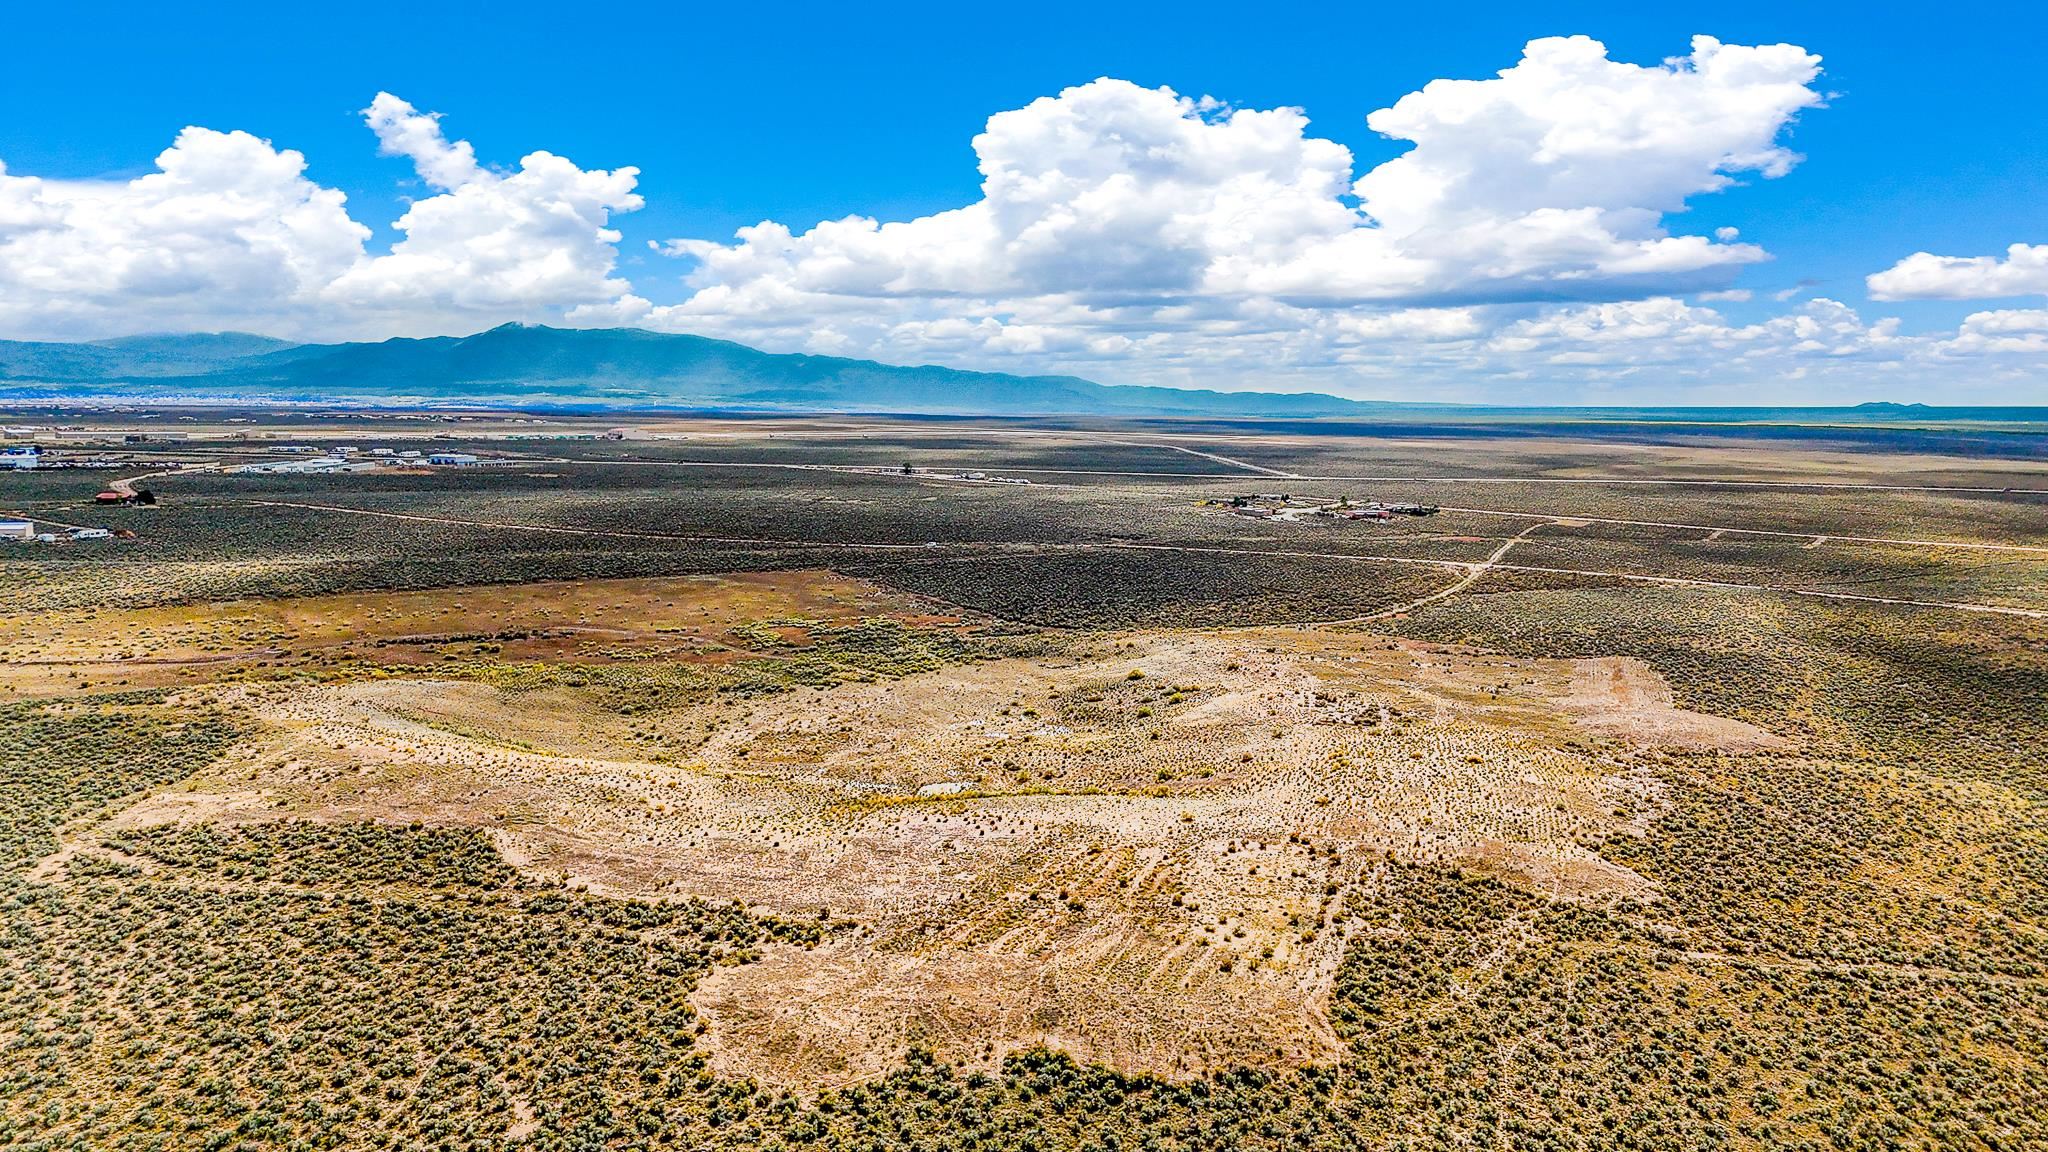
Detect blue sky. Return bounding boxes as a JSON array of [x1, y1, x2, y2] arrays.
[[3, 1, 2045, 402]]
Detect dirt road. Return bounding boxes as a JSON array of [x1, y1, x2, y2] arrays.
[[1103, 540, 2048, 620], [255, 498, 2048, 620], [1080, 434, 1300, 478], [1306, 520, 1553, 626], [1436, 504, 2048, 555]]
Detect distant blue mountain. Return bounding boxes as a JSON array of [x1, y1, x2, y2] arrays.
[[0, 325, 2042, 425], [0, 324, 1409, 418], [0, 331, 298, 381]]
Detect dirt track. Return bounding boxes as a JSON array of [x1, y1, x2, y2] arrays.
[[1311, 520, 1552, 626], [250, 499, 2048, 620]]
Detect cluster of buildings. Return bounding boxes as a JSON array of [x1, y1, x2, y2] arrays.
[[226, 447, 491, 474], [2, 426, 116, 444], [0, 519, 123, 545], [5, 439, 182, 473], [230, 454, 381, 475], [896, 465, 1032, 485], [1210, 494, 1441, 522], [1, 445, 125, 472]]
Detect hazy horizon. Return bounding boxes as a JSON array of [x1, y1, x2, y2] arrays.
[[9, 322, 2048, 417]]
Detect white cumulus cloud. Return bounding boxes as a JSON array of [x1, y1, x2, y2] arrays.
[[3, 47, 2046, 402], [1935, 309, 2048, 355], [1284, 34, 1824, 302], [0, 129, 368, 339], [323, 93, 642, 329], [576, 35, 1892, 398], [1867, 243, 2048, 301], [0, 94, 641, 341], [634, 33, 1823, 352]]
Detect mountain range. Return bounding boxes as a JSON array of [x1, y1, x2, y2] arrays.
[[3, 326, 2043, 427], [0, 324, 1404, 418]]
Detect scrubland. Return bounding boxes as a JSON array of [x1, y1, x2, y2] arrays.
[[2, 416, 2045, 1151]]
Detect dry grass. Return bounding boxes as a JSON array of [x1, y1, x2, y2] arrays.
[[0, 569, 954, 696]]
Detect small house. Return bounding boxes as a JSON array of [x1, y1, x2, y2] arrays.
[[0, 519, 33, 541]]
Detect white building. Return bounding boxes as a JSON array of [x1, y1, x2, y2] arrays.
[[427, 452, 482, 467], [0, 519, 33, 541], [69, 527, 112, 540]]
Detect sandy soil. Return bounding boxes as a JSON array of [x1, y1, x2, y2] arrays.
[[61, 595, 1797, 1088], [1559, 656, 1787, 752]]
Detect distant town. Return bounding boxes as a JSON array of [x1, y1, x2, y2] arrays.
[[1, 420, 524, 544], [1203, 493, 1441, 522]]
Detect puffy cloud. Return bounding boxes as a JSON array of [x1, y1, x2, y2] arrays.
[[645, 33, 1823, 350], [652, 79, 1360, 305], [0, 130, 368, 339], [595, 35, 2044, 400], [1867, 243, 2048, 300], [362, 92, 481, 190], [0, 94, 640, 341], [588, 36, 1890, 398], [1278, 34, 1824, 302], [1485, 296, 1903, 367], [3, 50, 2047, 402], [324, 94, 643, 329], [1935, 309, 2048, 355], [1331, 308, 1484, 342]]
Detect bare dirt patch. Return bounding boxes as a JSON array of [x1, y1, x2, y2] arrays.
[[61, 614, 1743, 1088], [1559, 656, 1788, 752]]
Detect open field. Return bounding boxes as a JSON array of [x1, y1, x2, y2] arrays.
[[4, 411, 2046, 1150], [0, 570, 968, 697]]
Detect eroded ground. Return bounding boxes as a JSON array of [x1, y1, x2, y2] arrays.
[[32, 569, 1790, 1088]]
